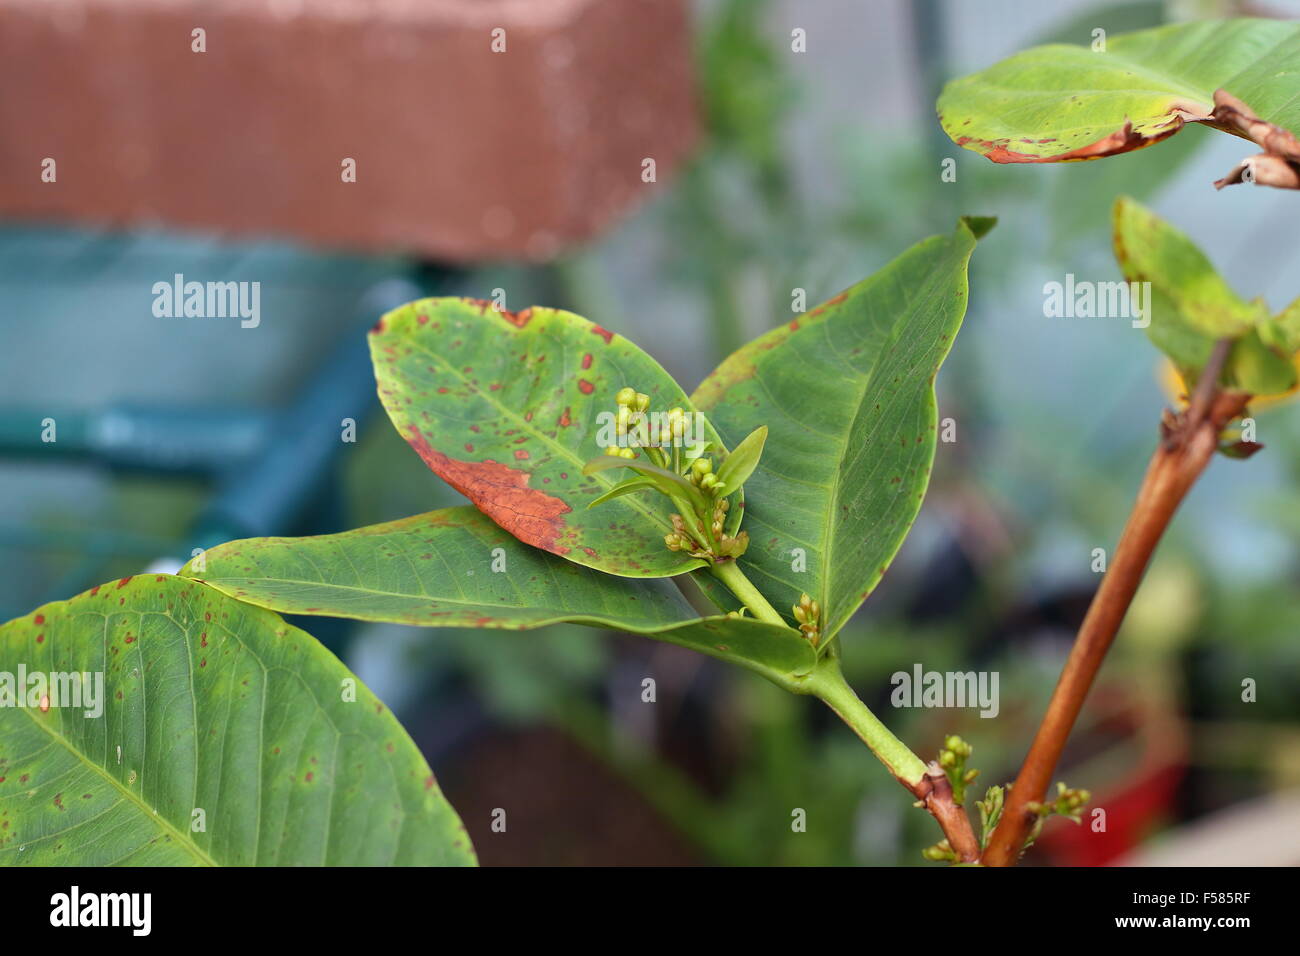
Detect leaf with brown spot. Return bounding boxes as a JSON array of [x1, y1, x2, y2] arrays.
[[0, 576, 473, 866], [183, 508, 701, 631], [938, 19, 1300, 189], [370, 298, 731, 577], [182, 511, 818, 685]]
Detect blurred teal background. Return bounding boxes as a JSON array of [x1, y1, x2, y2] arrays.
[[2, 0, 1299, 865]]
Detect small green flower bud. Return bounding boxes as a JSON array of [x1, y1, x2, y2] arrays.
[[793, 605, 808, 624], [691, 457, 712, 477], [619, 447, 637, 459], [921, 839, 955, 862], [700, 473, 718, 490], [605, 445, 622, 457], [635, 392, 650, 412], [616, 386, 637, 407], [616, 406, 631, 432]]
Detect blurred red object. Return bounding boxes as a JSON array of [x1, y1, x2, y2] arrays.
[[1033, 687, 1188, 867], [0, 0, 699, 262]]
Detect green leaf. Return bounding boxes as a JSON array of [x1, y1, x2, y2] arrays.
[[939, 19, 1300, 164], [0, 575, 474, 866], [691, 218, 989, 640], [1268, 296, 1300, 355], [181, 511, 817, 686], [1112, 196, 1297, 394], [714, 425, 767, 493], [370, 298, 732, 577], [183, 507, 701, 632], [640, 616, 817, 691], [1113, 196, 1259, 341], [1227, 330, 1298, 397], [581, 454, 708, 511], [587, 476, 659, 509]]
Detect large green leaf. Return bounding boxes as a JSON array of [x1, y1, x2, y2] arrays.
[[939, 19, 1300, 164], [181, 509, 818, 687], [1112, 196, 1297, 395], [371, 298, 731, 578], [691, 218, 989, 641], [0, 575, 474, 866]]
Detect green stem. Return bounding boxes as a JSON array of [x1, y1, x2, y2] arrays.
[[708, 560, 787, 626], [802, 655, 929, 789]]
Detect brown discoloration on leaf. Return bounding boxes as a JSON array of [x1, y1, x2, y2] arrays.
[[369, 296, 723, 577], [1209, 89, 1300, 159], [1210, 89, 1300, 190], [958, 118, 1184, 164], [403, 426, 571, 554], [1214, 153, 1300, 190], [805, 290, 847, 319]]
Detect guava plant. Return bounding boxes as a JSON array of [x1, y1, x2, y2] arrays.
[[1, 217, 1013, 866], [182, 216, 1002, 862], [4, 15, 1297, 869]]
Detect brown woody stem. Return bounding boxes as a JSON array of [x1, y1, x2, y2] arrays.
[[981, 341, 1248, 866], [914, 762, 982, 863]]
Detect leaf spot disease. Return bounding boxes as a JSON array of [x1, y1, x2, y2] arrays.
[[403, 426, 572, 553]]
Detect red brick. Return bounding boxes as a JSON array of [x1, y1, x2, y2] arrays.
[[0, 0, 699, 261]]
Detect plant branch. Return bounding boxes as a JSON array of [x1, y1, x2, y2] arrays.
[[805, 656, 981, 862], [709, 559, 787, 626], [982, 341, 1248, 866]]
